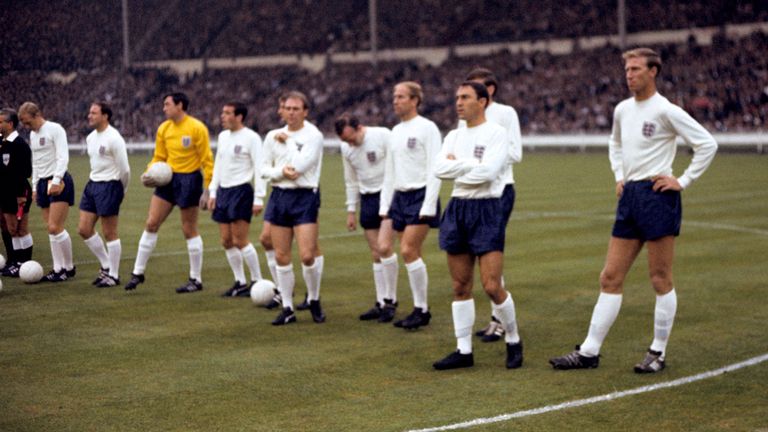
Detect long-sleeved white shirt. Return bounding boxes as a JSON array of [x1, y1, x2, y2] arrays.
[[458, 101, 522, 184], [261, 121, 323, 189], [609, 92, 718, 189], [340, 126, 390, 212], [380, 115, 442, 217], [86, 125, 131, 190], [30, 120, 69, 186], [209, 127, 265, 205], [435, 121, 508, 198]]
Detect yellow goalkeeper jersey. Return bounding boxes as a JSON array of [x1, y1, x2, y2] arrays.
[[148, 114, 213, 188]]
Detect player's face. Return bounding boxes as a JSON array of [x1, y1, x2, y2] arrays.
[[455, 86, 484, 122], [18, 112, 35, 130], [339, 125, 359, 146], [0, 115, 12, 137], [87, 104, 106, 128], [393, 84, 418, 119], [220, 105, 239, 130], [277, 101, 286, 122], [625, 57, 655, 95], [163, 96, 183, 120], [282, 97, 307, 129]]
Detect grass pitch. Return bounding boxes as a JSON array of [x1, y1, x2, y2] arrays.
[[1, 151, 766, 431]]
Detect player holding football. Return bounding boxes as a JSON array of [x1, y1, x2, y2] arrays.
[[208, 102, 265, 297], [549, 48, 718, 373], [261, 91, 325, 325], [18, 102, 76, 282], [124, 92, 214, 293], [334, 114, 395, 321], [0, 108, 33, 277], [77, 102, 131, 287], [432, 82, 523, 370], [378, 81, 442, 329]]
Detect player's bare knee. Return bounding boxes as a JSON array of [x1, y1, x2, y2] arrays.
[[299, 251, 315, 266], [649, 272, 673, 294], [77, 225, 94, 239], [400, 245, 419, 263], [452, 281, 473, 300], [599, 270, 624, 293]]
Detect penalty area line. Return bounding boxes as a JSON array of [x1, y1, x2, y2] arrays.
[[406, 352, 768, 432]]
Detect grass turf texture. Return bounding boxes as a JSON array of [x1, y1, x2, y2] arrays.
[[1, 152, 766, 431]]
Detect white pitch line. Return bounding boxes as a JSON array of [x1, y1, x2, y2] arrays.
[[406, 353, 768, 432]]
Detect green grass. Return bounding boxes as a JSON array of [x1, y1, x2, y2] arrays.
[[1, 152, 766, 431]]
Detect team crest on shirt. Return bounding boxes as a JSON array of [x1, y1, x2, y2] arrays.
[[234, 145, 242, 154], [182, 136, 191, 148], [642, 121, 656, 138], [99, 145, 106, 155], [473, 145, 486, 160], [407, 137, 417, 149], [296, 142, 304, 152], [2, 154, 9, 166], [39, 137, 46, 146], [366, 151, 376, 163]]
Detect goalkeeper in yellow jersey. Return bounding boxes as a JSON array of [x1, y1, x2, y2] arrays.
[[125, 92, 214, 293]]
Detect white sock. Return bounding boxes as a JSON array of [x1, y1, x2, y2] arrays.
[[315, 255, 324, 276], [650, 289, 677, 359], [240, 243, 262, 281], [302, 258, 322, 301], [373, 262, 385, 304], [453, 299, 475, 354], [106, 239, 121, 278], [490, 301, 500, 322], [493, 292, 521, 344], [580, 292, 623, 357], [276, 263, 295, 310], [265, 249, 279, 287], [84, 233, 110, 269], [19, 233, 33, 249], [49, 234, 62, 271], [381, 253, 399, 302], [406, 258, 428, 311], [225, 247, 246, 284], [55, 230, 74, 270], [186, 236, 203, 282], [133, 230, 158, 274]]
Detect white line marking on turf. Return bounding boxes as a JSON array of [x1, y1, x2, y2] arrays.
[[406, 353, 768, 432]]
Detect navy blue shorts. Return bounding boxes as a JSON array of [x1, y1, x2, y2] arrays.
[[79, 180, 124, 216], [360, 192, 383, 230], [0, 182, 32, 214], [36, 172, 75, 208], [439, 197, 505, 255], [612, 181, 682, 241], [212, 183, 254, 224], [264, 187, 321, 227], [500, 184, 516, 227], [388, 188, 441, 232], [154, 171, 203, 209]]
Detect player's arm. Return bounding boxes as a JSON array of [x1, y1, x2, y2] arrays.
[[456, 129, 508, 185], [114, 133, 131, 192], [51, 124, 69, 186], [197, 124, 214, 190], [342, 154, 360, 230], [419, 124, 443, 218], [290, 132, 323, 174], [261, 133, 286, 181], [14, 140, 33, 200], [608, 107, 624, 197], [664, 106, 718, 190], [434, 131, 471, 179], [508, 108, 523, 164], [250, 133, 265, 214], [148, 122, 169, 168], [208, 133, 224, 200], [379, 137, 395, 217]]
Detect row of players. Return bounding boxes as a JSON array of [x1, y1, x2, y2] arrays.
[[0, 48, 718, 372]]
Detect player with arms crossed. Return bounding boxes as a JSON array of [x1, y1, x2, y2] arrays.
[[335, 114, 395, 321], [124, 92, 214, 293], [208, 102, 265, 297], [461, 67, 523, 343], [18, 102, 76, 282], [78, 102, 130, 287], [378, 81, 442, 329], [0, 108, 34, 277], [432, 82, 523, 370], [261, 91, 325, 325], [549, 48, 717, 373]]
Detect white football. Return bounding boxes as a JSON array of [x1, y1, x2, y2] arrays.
[[146, 161, 173, 187], [250, 279, 276, 306], [19, 260, 44, 284], [0, 253, 5, 270]]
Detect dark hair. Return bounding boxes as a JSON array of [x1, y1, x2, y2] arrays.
[[465, 67, 499, 97], [460, 81, 490, 108], [0, 108, 19, 128], [163, 92, 190, 111], [334, 113, 360, 136], [92, 101, 113, 120], [226, 102, 248, 121]]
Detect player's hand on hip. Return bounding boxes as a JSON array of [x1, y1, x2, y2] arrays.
[[651, 175, 682, 192]]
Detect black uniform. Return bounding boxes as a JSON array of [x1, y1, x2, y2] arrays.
[[0, 131, 33, 264]]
